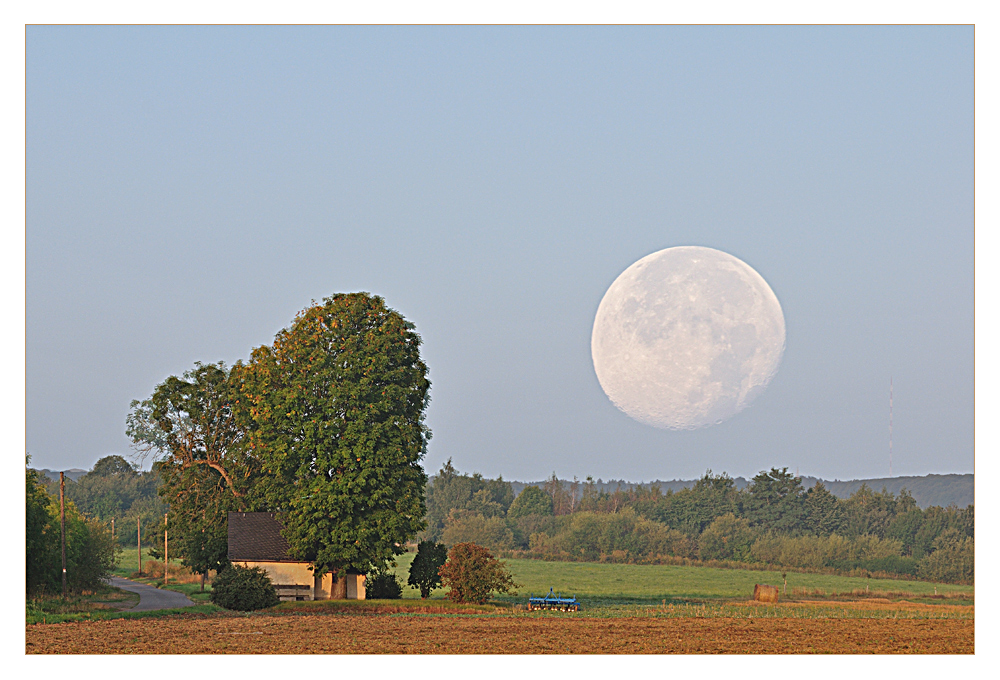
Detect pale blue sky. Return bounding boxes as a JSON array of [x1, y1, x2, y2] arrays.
[[26, 25, 973, 482]]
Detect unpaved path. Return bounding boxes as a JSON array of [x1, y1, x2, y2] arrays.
[[107, 577, 195, 612]]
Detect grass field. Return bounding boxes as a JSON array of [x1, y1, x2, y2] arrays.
[[388, 553, 973, 607], [28, 553, 973, 653], [114, 547, 187, 578]]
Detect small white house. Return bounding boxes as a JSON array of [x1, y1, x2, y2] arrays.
[[227, 512, 365, 601]]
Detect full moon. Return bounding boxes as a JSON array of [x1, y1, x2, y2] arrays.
[[591, 246, 785, 430]]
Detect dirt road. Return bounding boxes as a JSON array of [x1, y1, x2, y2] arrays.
[[106, 577, 195, 612]]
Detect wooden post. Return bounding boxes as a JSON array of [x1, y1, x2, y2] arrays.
[[164, 513, 168, 585], [137, 517, 142, 574], [60, 472, 67, 598]]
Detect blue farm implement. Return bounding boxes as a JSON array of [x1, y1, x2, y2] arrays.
[[527, 588, 581, 612]]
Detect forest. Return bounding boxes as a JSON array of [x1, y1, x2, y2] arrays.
[[27, 454, 975, 594], [423, 461, 974, 584]]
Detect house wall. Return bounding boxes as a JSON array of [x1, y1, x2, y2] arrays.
[[234, 561, 366, 601], [314, 572, 364, 600], [347, 574, 366, 600], [314, 572, 345, 600], [235, 561, 315, 600]]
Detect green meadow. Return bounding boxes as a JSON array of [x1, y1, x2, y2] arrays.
[[114, 547, 187, 577], [108, 547, 971, 614], [389, 552, 972, 606]]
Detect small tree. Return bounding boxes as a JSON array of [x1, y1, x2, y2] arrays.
[[210, 564, 279, 611], [438, 542, 518, 604], [407, 540, 448, 599], [507, 485, 554, 519]]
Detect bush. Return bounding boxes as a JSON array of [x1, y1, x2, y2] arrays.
[[25, 463, 120, 595], [441, 510, 515, 552], [366, 566, 403, 599], [698, 513, 756, 562], [917, 529, 974, 584], [521, 509, 694, 562], [438, 542, 519, 604], [210, 564, 279, 611]]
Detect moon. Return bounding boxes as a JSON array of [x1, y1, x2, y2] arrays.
[[591, 246, 785, 430]]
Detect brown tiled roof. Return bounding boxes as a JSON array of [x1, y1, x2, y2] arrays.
[[228, 512, 299, 562]]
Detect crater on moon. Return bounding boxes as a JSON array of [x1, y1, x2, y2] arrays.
[[591, 246, 785, 430]]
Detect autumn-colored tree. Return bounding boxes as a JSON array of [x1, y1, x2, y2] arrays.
[[233, 292, 430, 578], [438, 542, 518, 604]]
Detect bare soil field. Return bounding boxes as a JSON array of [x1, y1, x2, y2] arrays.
[[26, 607, 973, 654]]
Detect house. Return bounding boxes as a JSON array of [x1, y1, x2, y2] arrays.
[[227, 511, 366, 601]]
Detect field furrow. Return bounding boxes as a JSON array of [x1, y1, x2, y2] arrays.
[[26, 612, 973, 654]]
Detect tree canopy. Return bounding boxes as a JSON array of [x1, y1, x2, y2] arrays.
[[438, 542, 518, 604], [232, 292, 431, 576], [507, 485, 554, 519], [124, 293, 432, 581], [407, 540, 448, 598]]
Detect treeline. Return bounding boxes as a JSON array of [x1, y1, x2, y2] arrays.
[[423, 462, 974, 584], [35, 455, 167, 547], [26, 458, 118, 595]]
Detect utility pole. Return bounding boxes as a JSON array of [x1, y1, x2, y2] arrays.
[[137, 517, 142, 574], [111, 517, 115, 543], [164, 513, 168, 586], [60, 472, 67, 598]]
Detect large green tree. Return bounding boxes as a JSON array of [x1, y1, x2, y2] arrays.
[[423, 460, 514, 541], [25, 457, 119, 595], [639, 471, 740, 535], [507, 485, 554, 519], [233, 292, 431, 578], [127, 362, 252, 583], [743, 468, 807, 533], [26, 459, 55, 594]]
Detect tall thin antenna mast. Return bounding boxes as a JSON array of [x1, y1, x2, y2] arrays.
[[889, 377, 893, 478]]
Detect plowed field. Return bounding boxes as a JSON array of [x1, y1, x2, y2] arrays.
[[26, 610, 973, 654]]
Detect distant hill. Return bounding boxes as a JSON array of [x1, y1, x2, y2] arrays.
[[33, 468, 88, 483], [798, 474, 974, 510], [509, 472, 972, 510]]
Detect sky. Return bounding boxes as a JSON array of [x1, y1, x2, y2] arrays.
[[25, 25, 974, 483]]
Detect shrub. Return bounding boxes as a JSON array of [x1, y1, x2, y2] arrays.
[[751, 533, 851, 569], [520, 509, 694, 562], [442, 510, 515, 552], [210, 564, 279, 611], [25, 463, 120, 595], [510, 514, 557, 549], [438, 542, 519, 604], [698, 513, 756, 562], [366, 566, 403, 599], [918, 529, 974, 584], [408, 540, 448, 598]]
